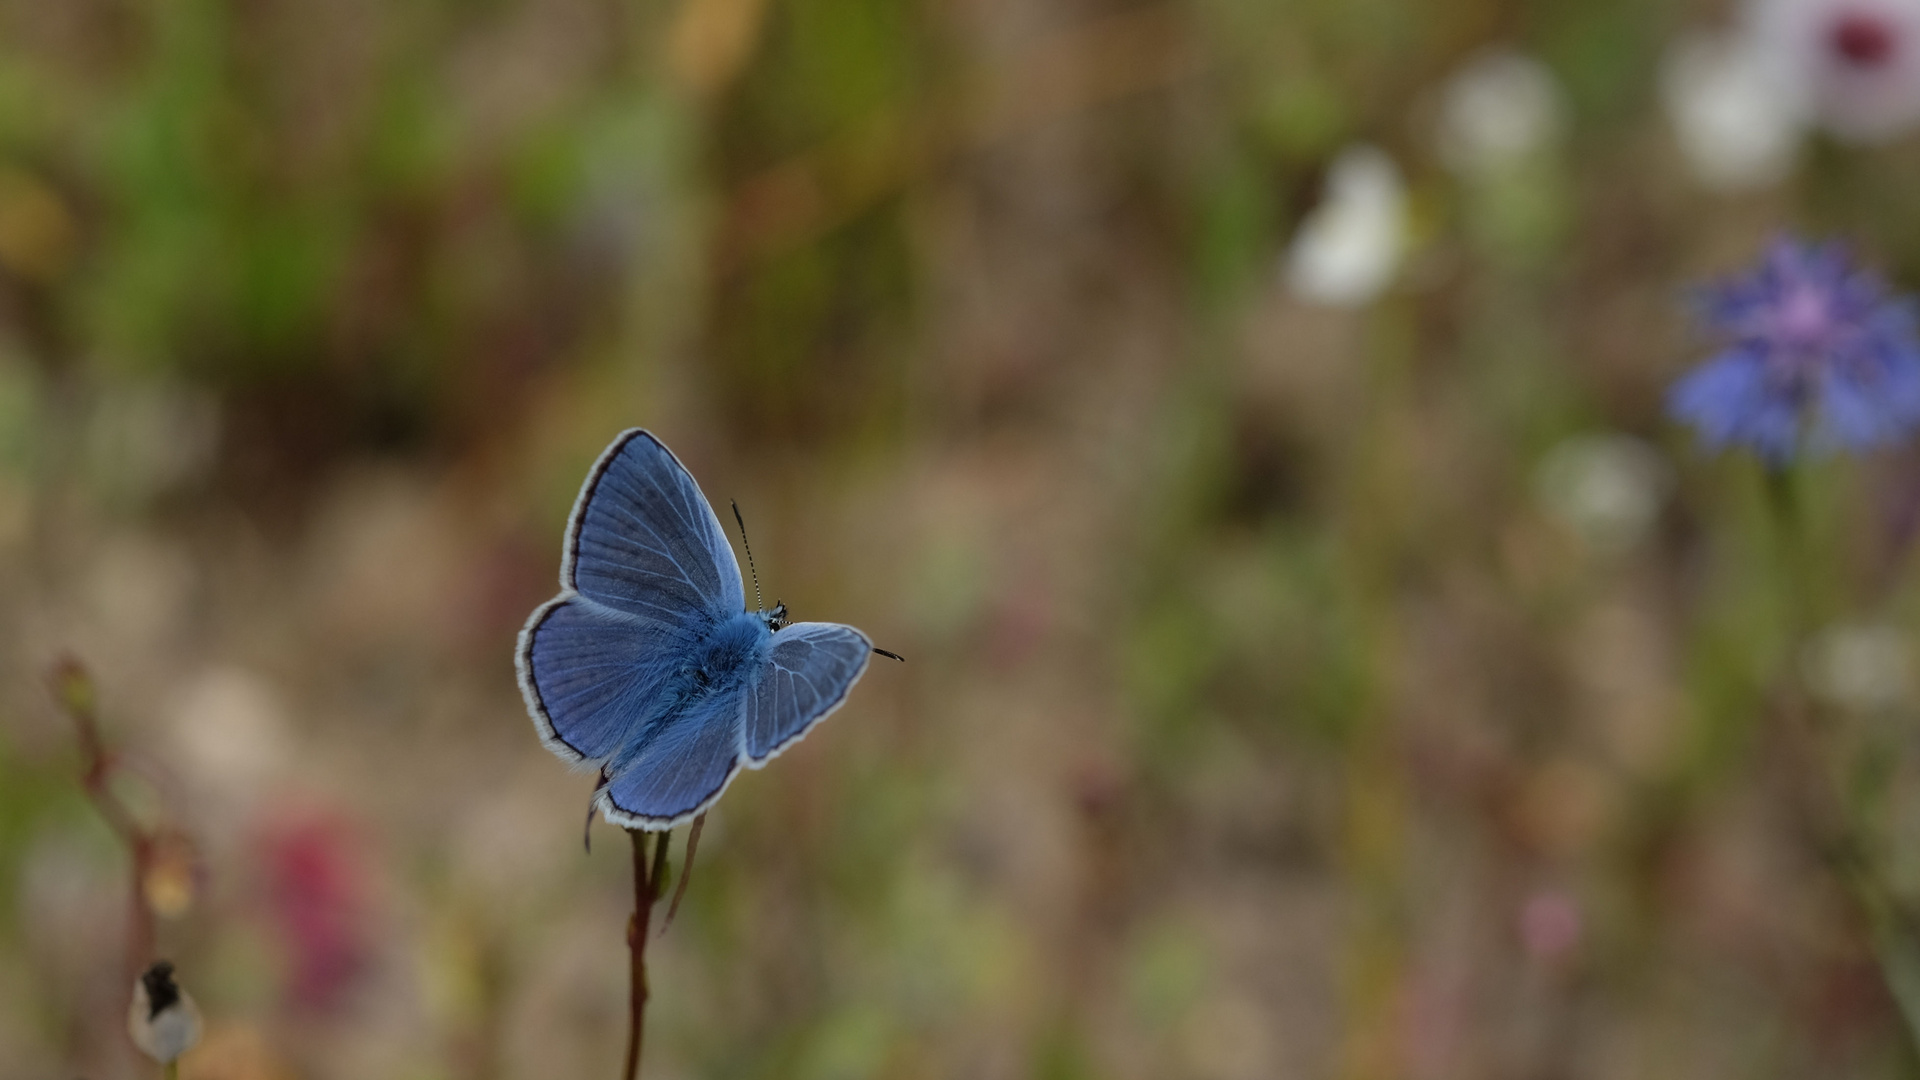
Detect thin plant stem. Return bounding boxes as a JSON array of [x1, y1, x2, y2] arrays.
[[1761, 467, 1920, 1050], [622, 828, 672, 1080], [47, 657, 156, 979], [1762, 467, 1809, 634], [164, 1062, 178, 1080]]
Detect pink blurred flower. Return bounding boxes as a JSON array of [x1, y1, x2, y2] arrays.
[[1757, 0, 1920, 141], [256, 813, 370, 1012], [1518, 889, 1582, 962]]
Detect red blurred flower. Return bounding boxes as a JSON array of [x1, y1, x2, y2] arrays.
[[256, 813, 370, 1012]]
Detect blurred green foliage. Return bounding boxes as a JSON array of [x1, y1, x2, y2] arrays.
[[8, 0, 1920, 1077]]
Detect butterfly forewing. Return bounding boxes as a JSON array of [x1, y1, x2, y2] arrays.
[[565, 430, 745, 627], [519, 596, 703, 763], [743, 622, 873, 763]]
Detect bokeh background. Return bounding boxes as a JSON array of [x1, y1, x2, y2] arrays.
[[8, 0, 1920, 1077]]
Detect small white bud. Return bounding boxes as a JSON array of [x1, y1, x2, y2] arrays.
[[128, 960, 202, 1065]]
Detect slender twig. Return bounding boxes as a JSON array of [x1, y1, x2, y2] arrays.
[[48, 656, 156, 978], [622, 828, 672, 1080], [622, 830, 647, 1080]]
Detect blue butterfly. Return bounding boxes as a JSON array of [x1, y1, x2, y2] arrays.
[[516, 429, 899, 831]]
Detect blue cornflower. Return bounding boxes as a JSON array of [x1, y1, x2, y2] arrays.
[[1668, 238, 1920, 464]]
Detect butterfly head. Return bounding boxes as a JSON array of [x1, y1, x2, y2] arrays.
[[764, 601, 789, 632]]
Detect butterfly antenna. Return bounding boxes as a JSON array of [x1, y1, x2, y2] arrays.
[[730, 499, 765, 614]]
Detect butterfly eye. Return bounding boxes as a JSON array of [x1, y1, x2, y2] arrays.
[[768, 602, 789, 631]]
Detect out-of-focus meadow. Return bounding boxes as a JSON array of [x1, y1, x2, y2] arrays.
[[10, 0, 1920, 1076]]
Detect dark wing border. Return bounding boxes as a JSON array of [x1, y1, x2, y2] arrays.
[[559, 428, 741, 607], [515, 595, 595, 765]]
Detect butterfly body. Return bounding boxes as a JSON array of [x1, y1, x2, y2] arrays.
[[605, 612, 770, 769], [518, 429, 884, 830], [683, 611, 773, 693]]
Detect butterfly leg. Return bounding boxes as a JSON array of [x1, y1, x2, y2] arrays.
[[661, 812, 707, 935], [584, 767, 612, 853]]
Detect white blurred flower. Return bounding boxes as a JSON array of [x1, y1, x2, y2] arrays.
[[128, 961, 202, 1065], [1665, 0, 1920, 186], [1436, 49, 1568, 176], [1662, 31, 1805, 189], [1804, 623, 1913, 710], [1282, 144, 1407, 307], [1754, 0, 1920, 142], [1534, 434, 1674, 557], [168, 666, 293, 807]]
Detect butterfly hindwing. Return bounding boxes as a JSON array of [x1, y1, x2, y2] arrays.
[[600, 685, 749, 828], [743, 622, 873, 764], [564, 430, 745, 628]]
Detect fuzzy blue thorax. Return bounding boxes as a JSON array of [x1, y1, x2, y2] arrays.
[[1668, 238, 1920, 464], [684, 612, 773, 693]]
